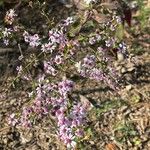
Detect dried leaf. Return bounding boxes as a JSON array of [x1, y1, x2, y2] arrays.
[[69, 11, 90, 37], [92, 9, 109, 23], [100, 2, 117, 10], [69, 24, 82, 37], [73, 0, 89, 10], [105, 143, 118, 150], [79, 95, 94, 110], [115, 24, 124, 41], [81, 10, 91, 24]]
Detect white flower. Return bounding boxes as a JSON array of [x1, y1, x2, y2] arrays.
[[5, 9, 17, 25], [54, 55, 63, 65], [64, 17, 74, 26], [65, 134, 77, 149], [7, 9, 17, 18], [75, 61, 81, 73], [2, 28, 11, 37], [84, 0, 96, 5], [41, 42, 56, 53], [28, 91, 34, 97]]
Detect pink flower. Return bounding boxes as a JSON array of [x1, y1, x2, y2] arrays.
[[58, 79, 74, 97], [75, 129, 84, 137], [63, 17, 74, 26], [5, 9, 17, 25], [44, 61, 57, 76], [8, 113, 18, 126], [23, 31, 41, 47], [64, 134, 76, 149], [41, 42, 56, 53], [54, 55, 63, 65], [83, 55, 95, 68]]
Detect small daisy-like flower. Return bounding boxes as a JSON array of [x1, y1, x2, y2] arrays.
[[89, 37, 96, 45], [75, 61, 82, 73], [23, 31, 41, 47], [16, 65, 23, 75], [65, 134, 77, 149], [2, 28, 11, 37], [5, 9, 17, 25], [64, 17, 74, 26], [54, 55, 63, 65], [8, 113, 18, 126], [41, 42, 56, 53]]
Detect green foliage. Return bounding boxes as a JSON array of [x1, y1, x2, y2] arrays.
[[115, 24, 124, 41], [95, 99, 127, 117], [136, 0, 150, 29], [113, 121, 138, 143]]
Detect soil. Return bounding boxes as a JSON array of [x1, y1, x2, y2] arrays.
[[0, 0, 150, 150]]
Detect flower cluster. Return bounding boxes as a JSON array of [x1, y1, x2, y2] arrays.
[[89, 34, 101, 45], [8, 77, 88, 148], [57, 102, 87, 148], [75, 51, 119, 89], [8, 113, 18, 126], [58, 79, 74, 97], [5, 9, 17, 25], [23, 31, 41, 47], [44, 61, 57, 76], [0, 27, 12, 45], [4, 2, 129, 149], [51, 79, 88, 148]]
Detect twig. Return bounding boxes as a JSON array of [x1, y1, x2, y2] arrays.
[[0, 47, 18, 54], [0, 126, 10, 133]]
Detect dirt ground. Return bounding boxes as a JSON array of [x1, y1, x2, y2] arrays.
[[0, 0, 150, 150]]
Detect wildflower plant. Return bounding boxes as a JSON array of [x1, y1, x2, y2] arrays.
[[0, 0, 132, 149]]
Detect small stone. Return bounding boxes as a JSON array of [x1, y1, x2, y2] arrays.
[[114, 61, 119, 67], [120, 106, 128, 112], [117, 52, 125, 62], [89, 141, 95, 145], [127, 66, 135, 72], [3, 136, 8, 144], [121, 67, 127, 73], [126, 62, 135, 72], [126, 84, 132, 91], [10, 99, 16, 105], [116, 66, 122, 71], [20, 130, 33, 144]]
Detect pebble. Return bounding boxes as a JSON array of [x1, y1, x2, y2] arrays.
[[120, 106, 128, 112], [126, 84, 132, 91], [121, 67, 127, 73], [117, 52, 125, 62], [127, 66, 135, 72], [20, 131, 33, 144], [116, 66, 122, 71], [126, 62, 135, 72], [3, 136, 8, 144], [10, 99, 16, 105], [89, 141, 95, 145], [124, 109, 132, 116]]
